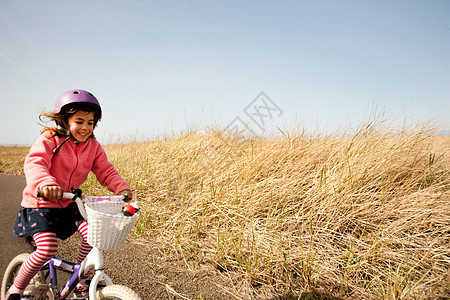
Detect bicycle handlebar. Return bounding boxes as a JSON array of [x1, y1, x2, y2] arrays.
[[36, 190, 129, 201], [36, 190, 132, 220], [36, 190, 76, 200], [36, 189, 87, 218]]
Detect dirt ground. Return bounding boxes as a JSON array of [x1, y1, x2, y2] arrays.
[[0, 174, 252, 300]]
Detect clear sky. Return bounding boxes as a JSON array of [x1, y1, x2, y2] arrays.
[[1, 0, 449, 145]]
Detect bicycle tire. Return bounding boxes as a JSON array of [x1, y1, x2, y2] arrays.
[[96, 284, 142, 300], [1, 253, 55, 300]]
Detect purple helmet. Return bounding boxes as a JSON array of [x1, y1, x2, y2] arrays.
[[54, 89, 102, 119]]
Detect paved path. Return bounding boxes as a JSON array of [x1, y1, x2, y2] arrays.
[[0, 174, 33, 284]]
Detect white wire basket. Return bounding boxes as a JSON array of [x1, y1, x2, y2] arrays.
[[84, 196, 139, 250]]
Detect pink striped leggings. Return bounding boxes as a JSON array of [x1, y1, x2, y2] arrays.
[[12, 220, 92, 291]]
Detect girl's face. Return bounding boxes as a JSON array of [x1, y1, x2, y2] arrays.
[[67, 110, 95, 142]]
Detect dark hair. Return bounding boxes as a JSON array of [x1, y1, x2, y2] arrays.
[[40, 103, 101, 138]]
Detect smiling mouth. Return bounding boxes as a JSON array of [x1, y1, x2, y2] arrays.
[[77, 133, 90, 138]]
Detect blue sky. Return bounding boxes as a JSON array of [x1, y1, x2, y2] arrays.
[[1, 0, 449, 145]]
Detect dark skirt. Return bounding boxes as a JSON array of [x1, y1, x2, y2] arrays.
[[13, 202, 85, 240]]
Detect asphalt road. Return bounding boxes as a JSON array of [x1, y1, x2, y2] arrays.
[[0, 174, 34, 284]]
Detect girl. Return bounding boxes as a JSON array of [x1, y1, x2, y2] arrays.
[[6, 89, 132, 300]]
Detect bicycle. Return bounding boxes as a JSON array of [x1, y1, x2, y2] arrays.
[[1, 190, 142, 300]]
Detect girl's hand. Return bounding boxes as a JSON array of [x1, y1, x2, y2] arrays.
[[42, 185, 63, 201], [118, 189, 133, 202]]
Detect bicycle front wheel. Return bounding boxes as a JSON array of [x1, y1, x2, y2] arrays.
[[97, 284, 142, 300]]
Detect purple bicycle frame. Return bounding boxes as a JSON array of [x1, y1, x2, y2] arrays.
[[40, 257, 83, 299]]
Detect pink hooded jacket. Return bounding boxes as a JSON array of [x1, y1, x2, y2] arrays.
[[21, 132, 130, 208]]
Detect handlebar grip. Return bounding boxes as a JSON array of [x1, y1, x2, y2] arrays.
[[36, 190, 75, 200]]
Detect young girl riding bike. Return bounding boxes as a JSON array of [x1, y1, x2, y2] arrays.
[[6, 89, 132, 300]]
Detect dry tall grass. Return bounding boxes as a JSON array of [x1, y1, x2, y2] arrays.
[[80, 120, 450, 299], [0, 146, 29, 175]]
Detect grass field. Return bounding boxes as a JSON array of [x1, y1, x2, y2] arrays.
[[1, 119, 449, 299], [0, 146, 29, 175]]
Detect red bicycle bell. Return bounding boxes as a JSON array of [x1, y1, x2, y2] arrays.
[[122, 204, 136, 216]]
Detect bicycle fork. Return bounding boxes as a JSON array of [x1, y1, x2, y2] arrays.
[[79, 247, 113, 300]]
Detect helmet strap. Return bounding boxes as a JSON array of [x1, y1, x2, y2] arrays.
[[53, 136, 71, 155], [56, 125, 70, 136], [52, 126, 81, 155]]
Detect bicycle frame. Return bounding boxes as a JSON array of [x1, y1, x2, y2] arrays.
[[32, 247, 112, 300], [38, 256, 81, 299]]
